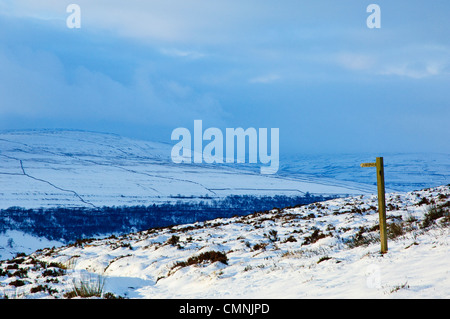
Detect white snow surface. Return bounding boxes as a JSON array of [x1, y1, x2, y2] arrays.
[[1, 185, 448, 299], [0, 231, 63, 261]]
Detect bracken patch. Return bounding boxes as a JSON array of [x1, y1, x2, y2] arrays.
[[174, 250, 228, 268]]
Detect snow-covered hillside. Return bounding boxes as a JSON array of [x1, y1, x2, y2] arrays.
[[1, 185, 448, 299], [0, 129, 375, 209]]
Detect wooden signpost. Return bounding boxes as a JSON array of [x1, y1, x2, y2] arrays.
[[361, 157, 388, 253]]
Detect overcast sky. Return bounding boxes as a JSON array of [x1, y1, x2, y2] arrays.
[[0, 0, 449, 155]]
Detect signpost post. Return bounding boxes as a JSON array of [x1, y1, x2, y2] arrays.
[[361, 157, 388, 253]]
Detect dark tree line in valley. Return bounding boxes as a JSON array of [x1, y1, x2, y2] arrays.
[[0, 193, 337, 243]]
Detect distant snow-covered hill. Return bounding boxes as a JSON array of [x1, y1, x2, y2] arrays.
[[279, 152, 450, 193], [0, 129, 377, 209]]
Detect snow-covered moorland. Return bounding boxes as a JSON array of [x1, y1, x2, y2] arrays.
[[0, 185, 448, 299]]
